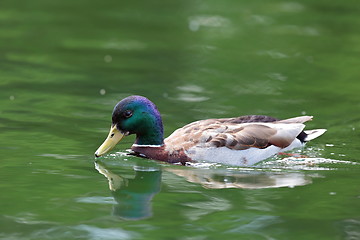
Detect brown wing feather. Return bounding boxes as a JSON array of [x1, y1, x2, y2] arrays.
[[165, 119, 226, 151], [208, 124, 276, 150]]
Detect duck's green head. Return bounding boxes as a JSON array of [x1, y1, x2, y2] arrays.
[[95, 95, 164, 157]]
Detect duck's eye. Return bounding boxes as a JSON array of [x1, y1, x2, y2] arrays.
[[123, 110, 133, 118]]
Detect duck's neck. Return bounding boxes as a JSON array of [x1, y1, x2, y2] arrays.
[[135, 131, 164, 146], [134, 113, 164, 146]]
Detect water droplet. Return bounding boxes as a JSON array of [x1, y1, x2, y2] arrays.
[[99, 89, 106, 95]]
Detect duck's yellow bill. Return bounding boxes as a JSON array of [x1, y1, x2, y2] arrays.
[[95, 125, 125, 157]]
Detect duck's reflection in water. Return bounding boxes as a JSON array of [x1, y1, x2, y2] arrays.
[[95, 160, 314, 220], [165, 167, 313, 189], [95, 161, 161, 220]]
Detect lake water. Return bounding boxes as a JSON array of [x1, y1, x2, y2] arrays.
[[1, 0, 359, 239]]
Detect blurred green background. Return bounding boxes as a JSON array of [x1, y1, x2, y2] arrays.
[[0, 0, 359, 239]]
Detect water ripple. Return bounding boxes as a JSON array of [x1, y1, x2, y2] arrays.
[[31, 225, 139, 240], [76, 196, 117, 205], [182, 196, 231, 221], [262, 157, 359, 170], [188, 15, 231, 32]]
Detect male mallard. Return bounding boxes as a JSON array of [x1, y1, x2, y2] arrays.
[[95, 95, 326, 166]]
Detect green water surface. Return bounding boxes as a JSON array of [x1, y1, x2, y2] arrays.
[[1, 0, 360, 239]]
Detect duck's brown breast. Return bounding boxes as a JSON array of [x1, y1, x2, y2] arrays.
[[131, 145, 192, 165]]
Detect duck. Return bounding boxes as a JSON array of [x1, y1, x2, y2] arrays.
[[95, 95, 326, 166]]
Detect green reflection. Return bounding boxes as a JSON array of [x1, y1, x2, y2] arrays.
[[95, 161, 161, 220]]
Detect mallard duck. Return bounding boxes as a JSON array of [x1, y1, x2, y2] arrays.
[[95, 95, 326, 166]]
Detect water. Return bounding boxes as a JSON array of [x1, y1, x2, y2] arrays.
[[1, 0, 360, 239]]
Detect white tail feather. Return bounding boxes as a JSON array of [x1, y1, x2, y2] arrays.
[[304, 129, 327, 141], [278, 116, 313, 124]]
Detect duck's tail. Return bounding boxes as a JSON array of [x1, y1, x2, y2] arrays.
[[304, 129, 327, 142]]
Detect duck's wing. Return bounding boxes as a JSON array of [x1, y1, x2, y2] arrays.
[[164, 116, 310, 152], [206, 123, 304, 150]]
